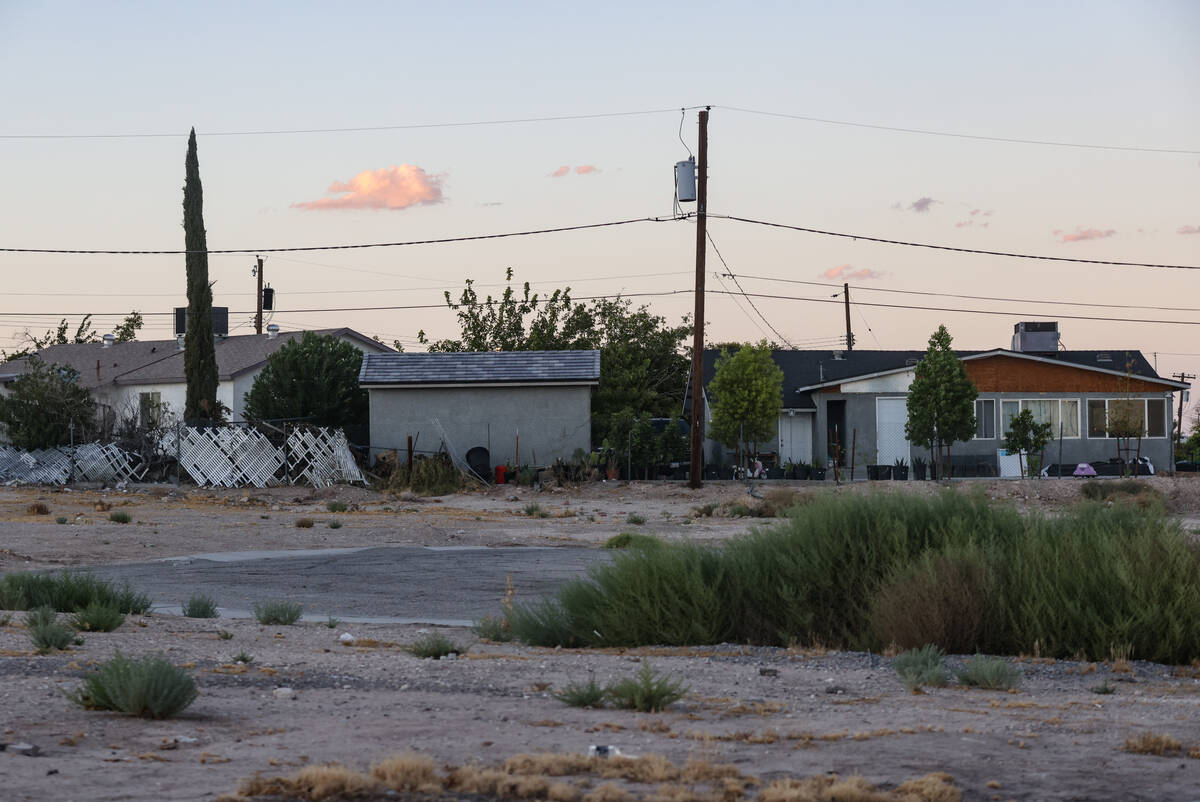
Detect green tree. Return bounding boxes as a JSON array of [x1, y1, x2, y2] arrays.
[[0, 357, 96, 449], [420, 269, 690, 446], [112, 311, 143, 343], [182, 128, 219, 421], [707, 341, 784, 465], [243, 332, 368, 427], [1002, 409, 1054, 478], [905, 325, 978, 479]]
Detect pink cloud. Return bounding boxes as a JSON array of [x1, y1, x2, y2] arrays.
[[955, 220, 973, 228], [1178, 225, 1200, 235], [575, 165, 599, 175], [820, 263, 885, 281], [293, 165, 444, 211], [1059, 227, 1116, 243], [550, 166, 570, 178]]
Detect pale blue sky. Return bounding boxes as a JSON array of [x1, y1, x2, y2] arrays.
[[2, 1, 1198, 408]]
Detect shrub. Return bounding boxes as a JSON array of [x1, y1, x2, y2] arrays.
[[893, 645, 949, 691], [409, 453, 464, 496], [1080, 479, 1159, 502], [327, 519, 343, 529], [69, 651, 198, 719], [55, 516, 68, 525], [606, 663, 688, 712], [603, 532, 662, 550], [70, 601, 125, 632], [473, 615, 512, 642], [1123, 732, 1182, 757], [31, 621, 74, 653], [295, 518, 315, 529], [870, 548, 991, 653], [0, 571, 149, 614], [26, 605, 58, 629], [553, 674, 607, 708], [325, 615, 341, 629], [108, 511, 132, 524], [182, 594, 219, 619], [955, 655, 1021, 690], [218, 630, 234, 640], [254, 600, 303, 625], [626, 513, 646, 526], [524, 503, 548, 518], [406, 634, 461, 659], [27, 502, 50, 515], [326, 501, 349, 513], [234, 651, 255, 664]]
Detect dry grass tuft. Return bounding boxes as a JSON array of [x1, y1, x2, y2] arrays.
[[1122, 732, 1182, 756], [894, 772, 960, 802], [583, 783, 635, 802], [239, 763, 380, 800], [370, 752, 439, 790], [27, 502, 51, 515], [506, 753, 594, 776], [759, 771, 959, 802]]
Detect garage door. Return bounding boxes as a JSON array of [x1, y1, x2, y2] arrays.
[[876, 398, 910, 465], [777, 412, 813, 465]]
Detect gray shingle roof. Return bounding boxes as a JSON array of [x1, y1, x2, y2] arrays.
[[0, 328, 388, 389], [359, 350, 601, 386]]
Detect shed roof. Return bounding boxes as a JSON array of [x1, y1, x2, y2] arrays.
[[359, 350, 601, 387]]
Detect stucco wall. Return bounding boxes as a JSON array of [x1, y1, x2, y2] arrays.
[[367, 385, 592, 468]]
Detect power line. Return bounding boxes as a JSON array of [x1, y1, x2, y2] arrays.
[[0, 216, 683, 255], [706, 230, 795, 347], [725, 273, 1200, 313], [717, 105, 1200, 156], [712, 214, 1200, 271], [0, 107, 704, 140]]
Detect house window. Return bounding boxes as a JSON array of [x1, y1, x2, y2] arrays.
[[1060, 399, 1080, 438], [1087, 400, 1107, 437], [974, 399, 995, 439], [1000, 399, 1082, 439], [1001, 400, 1020, 437], [1085, 399, 1168, 438], [139, 392, 162, 428], [1146, 398, 1167, 438]]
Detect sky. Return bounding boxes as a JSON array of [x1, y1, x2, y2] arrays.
[[2, 1, 1199, 418]]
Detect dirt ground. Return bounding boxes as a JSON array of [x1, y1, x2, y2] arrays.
[[2, 477, 1200, 801]]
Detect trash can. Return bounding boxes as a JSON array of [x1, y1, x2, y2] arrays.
[[494, 465, 507, 484]]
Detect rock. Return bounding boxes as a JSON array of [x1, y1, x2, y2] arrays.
[[271, 504, 281, 511], [272, 687, 296, 700], [759, 668, 779, 677], [11, 742, 40, 757], [172, 735, 198, 745], [824, 685, 847, 695], [339, 632, 356, 645], [587, 745, 624, 758], [442, 653, 458, 661]]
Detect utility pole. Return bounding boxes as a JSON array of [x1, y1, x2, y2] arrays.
[[843, 282, 853, 351], [688, 107, 710, 489], [1172, 372, 1195, 470], [254, 255, 264, 335]]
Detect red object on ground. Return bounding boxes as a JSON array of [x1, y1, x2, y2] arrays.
[[494, 465, 507, 484]]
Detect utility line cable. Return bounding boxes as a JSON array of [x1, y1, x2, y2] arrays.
[[0, 107, 706, 140], [706, 230, 795, 347], [711, 214, 1200, 271], [716, 105, 1200, 156]]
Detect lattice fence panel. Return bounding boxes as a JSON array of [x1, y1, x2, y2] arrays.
[[0, 444, 144, 485], [286, 427, 365, 487]]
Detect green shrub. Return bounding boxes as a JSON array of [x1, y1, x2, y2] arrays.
[[893, 645, 949, 691], [603, 532, 663, 550], [409, 453, 464, 496], [69, 651, 198, 719], [503, 491, 1200, 662], [31, 622, 75, 653], [182, 594, 219, 619], [254, 600, 303, 625], [1080, 479, 1158, 502], [0, 571, 149, 614], [218, 630, 233, 640], [1091, 681, 1115, 695], [406, 634, 461, 659], [626, 513, 646, 526], [524, 503, 548, 518], [55, 516, 68, 525], [606, 663, 688, 712], [327, 519, 343, 529], [325, 615, 341, 629], [473, 615, 512, 642], [233, 651, 254, 664], [26, 605, 58, 629], [955, 655, 1021, 690], [553, 675, 607, 708], [326, 501, 349, 513], [70, 601, 125, 632], [109, 511, 132, 524], [295, 518, 315, 529]]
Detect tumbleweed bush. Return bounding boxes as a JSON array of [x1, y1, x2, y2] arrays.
[[955, 654, 1021, 690], [182, 593, 220, 619], [606, 662, 689, 712], [69, 651, 198, 719], [892, 645, 949, 690], [254, 600, 303, 625], [70, 601, 125, 632]]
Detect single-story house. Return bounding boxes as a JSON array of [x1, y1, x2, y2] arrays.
[[0, 327, 389, 432], [359, 350, 601, 470], [697, 322, 1189, 476]]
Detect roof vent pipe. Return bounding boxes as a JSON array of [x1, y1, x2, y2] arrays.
[[266, 323, 279, 339], [101, 333, 114, 348], [176, 333, 185, 351]]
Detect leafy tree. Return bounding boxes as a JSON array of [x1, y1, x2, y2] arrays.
[[707, 341, 784, 465], [112, 311, 143, 343], [1181, 406, 1200, 462], [419, 269, 690, 446], [243, 332, 368, 427], [182, 128, 219, 421], [0, 357, 96, 449], [1003, 409, 1054, 478], [905, 325, 978, 479]]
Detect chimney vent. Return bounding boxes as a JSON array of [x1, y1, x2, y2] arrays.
[[266, 323, 280, 339], [101, 333, 114, 348], [176, 334, 185, 351]]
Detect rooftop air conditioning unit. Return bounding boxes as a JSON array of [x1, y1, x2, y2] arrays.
[[174, 307, 230, 338], [1011, 321, 1060, 353]]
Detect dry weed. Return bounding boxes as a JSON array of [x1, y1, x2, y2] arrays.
[[1122, 732, 1182, 756], [370, 752, 440, 791], [583, 783, 635, 802]]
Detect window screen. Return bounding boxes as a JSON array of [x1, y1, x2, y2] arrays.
[[1146, 399, 1166, 437], [1059, 400, 1080, 437], [974, 399, 995, 439], [1087, 400, 1107, 437]]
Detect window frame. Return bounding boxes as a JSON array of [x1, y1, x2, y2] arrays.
[[999, 398, 1082, 440], [1085, 398, 1169, 439], [973, 398, 996, 440]]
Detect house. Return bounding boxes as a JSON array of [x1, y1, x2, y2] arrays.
[[698, 323, 1188, 476], [359, 350, 601, 470], [0, 327, 390, 432]]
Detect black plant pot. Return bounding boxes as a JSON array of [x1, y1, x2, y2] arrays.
[[795, 466, 811, 481], [892, 467, 909, 480], [810, 468, 826, 480], [867, 465, 891, 481], [767, 467, 785, 479], [913, 465, 927, 480]]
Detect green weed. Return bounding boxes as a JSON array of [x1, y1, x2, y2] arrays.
[[606, 663, 688, 712], [0, 571, 149, 614], [406, 634, 461, 659], [893, 645, 949, 690], [325, 615, 341, 629], [327, 519, 343, 529], [603, 532, 662, 550], [295, 518, 315, 529], [626, 513, 647, 526], [254, 600, 303, 625], [473, 615, 512, 642], [70, 601, 125, 632], [326, 501, 349, 513], [553, 674, 607, 708], [182, 594, 219, 619], [524, 503, 549, 518], [218, 630, 234, 640], [108, 511, 131, 524], [55, 516, 68, 525], [955, 655, 1021, 690], [69, 651, 198, 719], [233, 651, 254, 664]]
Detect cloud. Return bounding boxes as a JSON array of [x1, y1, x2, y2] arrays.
[[293, 165, 444, 211], [550, 165, 570, 178], [574, 165, 599, 175], [820, 263, 885, 281], [955, 218, 990, 229], [1058, 227, 1116, 243], [1178, 225, 1200, 235], [908, 197, 938, 213]]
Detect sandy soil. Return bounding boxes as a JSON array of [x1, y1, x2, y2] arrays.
[[2, 477, 1200, 801]]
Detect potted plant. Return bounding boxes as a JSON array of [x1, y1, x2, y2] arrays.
[[912, 455, 927, 480], [867, 464, 891, 481], [810, 463, 826, 480], [892, 457, 909, 480], [794, 459, 812, 481]]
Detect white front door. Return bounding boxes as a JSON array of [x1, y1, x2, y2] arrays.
[[876, 398, 910, 465], [778, 412, 813, 464]]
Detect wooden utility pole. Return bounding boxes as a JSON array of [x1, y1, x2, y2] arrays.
[[688, 108, 710, 489], [843, 282, 853, 351], [1172, 372, 1195, 468], [254, 255, 265, 335]]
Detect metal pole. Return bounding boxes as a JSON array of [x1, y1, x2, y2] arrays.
[[843, 283, 853, 351], [688, 107, 710, 489], [255, 256, 264, 335]]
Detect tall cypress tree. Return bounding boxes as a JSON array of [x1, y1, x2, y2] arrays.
[[183, 128, 219, 421]]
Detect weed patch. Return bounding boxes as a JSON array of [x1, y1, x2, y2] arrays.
[[70, 601, 125, 632], [525, 503, 550, 518], [327, 519, 343, 529], [893, 645, 949, 691], [27, 607, 74, 654], [626, 513, 647, 526], [474, 614, 513, 642], [406, 634, 461, 659], [606, 663, 688, 712], [27, 501, 50, 515], [0, 571, 149, 614], [1123, 732, 1182, 756], [69, 651, 198, 719], [182, 593, 219, 619], [294, 518, 314, 529], [955, 655, 1021, 690], [108, 511, 132, 524], [254, 600, 303, 625], [554, 675, 608, 708], [603, 532, 662, 550], [326, 501, 348, 513]]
